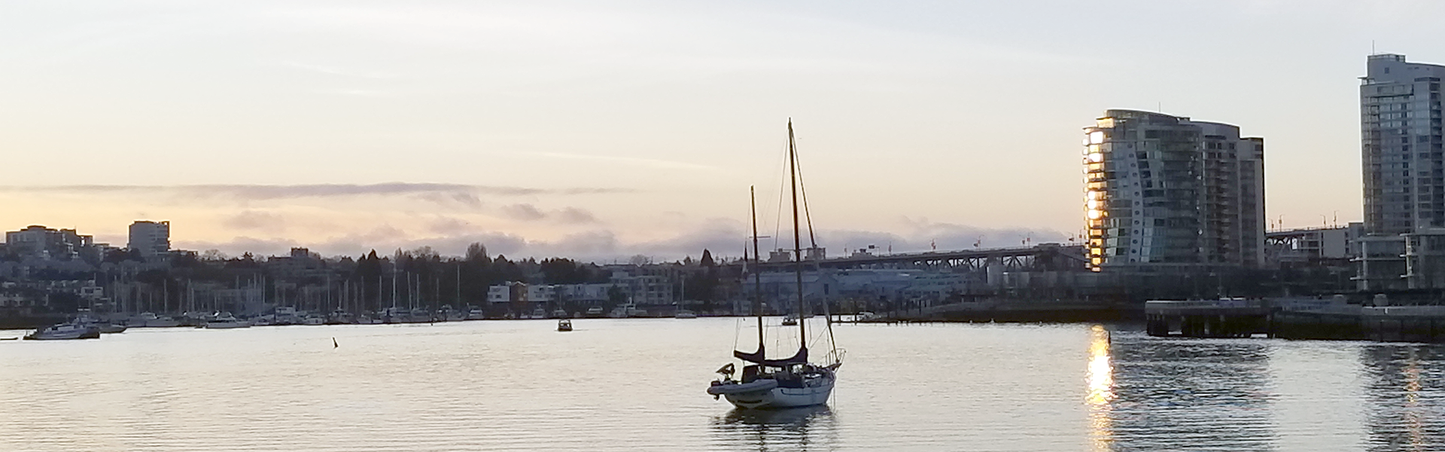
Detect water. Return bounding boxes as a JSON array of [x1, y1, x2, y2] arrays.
[[1, 319, 1443, 451]]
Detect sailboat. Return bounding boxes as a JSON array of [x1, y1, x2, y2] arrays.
[[708, 120, 842, 409]]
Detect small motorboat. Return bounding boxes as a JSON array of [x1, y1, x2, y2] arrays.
[[24, 322, 101, 340], [557, 319, 573, 332], [202, 312, 251, 329]]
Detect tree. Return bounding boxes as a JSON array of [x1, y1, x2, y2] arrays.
[[700, 249, 715, 268], [201, 249, 229, 261], [465, 242, 491, 267], [540, 258, 590, 285], [607, 285, 628, 306], [492, 255, 524, 284]]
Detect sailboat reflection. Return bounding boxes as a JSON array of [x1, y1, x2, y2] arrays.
[[711, 405, 836, 450]]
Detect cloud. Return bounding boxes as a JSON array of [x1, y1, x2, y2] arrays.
[[500, 204, 601, 224], [502, 204, 546, 221], [181, 215, 1066, 264], [178, 236, 302, 257], [427, 217, 475, 235], [556, 207, 598, 224], [529, 151, 719, 172], [0, 183, 631, 202], [223, 210, 285, 231]]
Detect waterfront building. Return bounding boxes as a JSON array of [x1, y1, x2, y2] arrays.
[[4, 225, 93, 260], [1360, 54, 1445, 235], [1265, 223, 1364, 268], [486, 282, 611, 309], [1405, 228, 1445, 289], [1355, 235, 1409, 291], [127, 220, 170, 257], [1082, 110, 1266, 271], [1354, 54, 1445, 290], [600, 264, 674, 305]]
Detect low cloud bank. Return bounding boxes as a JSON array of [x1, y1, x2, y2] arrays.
[[178, 222, 1069, 264]]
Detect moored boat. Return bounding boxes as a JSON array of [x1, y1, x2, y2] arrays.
[[557, 319, 573, 332], [708, 122, 842, 410], [24, 322, 101, 340], [131, 312, 182, 328], [202, 312, 251, 329]]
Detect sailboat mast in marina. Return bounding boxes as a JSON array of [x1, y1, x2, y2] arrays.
[[707, 120, 842, 410]]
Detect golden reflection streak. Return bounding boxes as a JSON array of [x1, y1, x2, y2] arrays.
[[1085, 324, 1114, 451], [1403, 349, 1422, 452]]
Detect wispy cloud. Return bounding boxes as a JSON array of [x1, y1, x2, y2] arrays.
[[0, 183, 633, 201], [502, 204, 546, 221], [223, 210, 286, 231], [501, 203, 601, 224], [529, 151, 719, 172]]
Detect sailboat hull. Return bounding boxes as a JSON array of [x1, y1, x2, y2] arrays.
[[721, 377, 835, 409]]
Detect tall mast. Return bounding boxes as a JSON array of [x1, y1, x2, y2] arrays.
[[789, 120, 806, 346], [750, 186, 764, 352]]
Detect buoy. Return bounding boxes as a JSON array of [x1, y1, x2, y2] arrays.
[[333, 337, 338, 348]]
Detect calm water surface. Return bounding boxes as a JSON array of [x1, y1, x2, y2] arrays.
[[2, 318, 1443, 451]]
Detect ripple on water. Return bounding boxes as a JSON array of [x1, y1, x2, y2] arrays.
[[2, 321, 1444, 451]]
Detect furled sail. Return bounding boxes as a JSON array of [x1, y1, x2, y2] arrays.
[[734, 346, 808, 367]]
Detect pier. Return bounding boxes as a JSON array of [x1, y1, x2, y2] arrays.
[[1144, 299, 1271, 338], [1146, 297, 1445, 343]]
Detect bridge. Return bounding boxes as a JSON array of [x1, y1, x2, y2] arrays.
[[733, 243, 1089, 273]]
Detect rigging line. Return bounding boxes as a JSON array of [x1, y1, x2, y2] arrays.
[[773, 141, 789, 254], [792, 129, 818, 249]]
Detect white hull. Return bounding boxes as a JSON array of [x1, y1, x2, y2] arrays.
[[25, 324, 101, 340], [722, 378, 835, 409], [204, 321, 251, 329]]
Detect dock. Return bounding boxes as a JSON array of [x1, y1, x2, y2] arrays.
[[1146, 297, 1445, 343]]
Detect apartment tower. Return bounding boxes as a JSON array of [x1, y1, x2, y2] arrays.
[[1358, 54, 1445, 290], [1082, 110, 1265, 271], [127, 220, 170, 257]]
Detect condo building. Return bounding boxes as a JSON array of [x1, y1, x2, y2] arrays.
[[127, 220, 170, 257], [1082, 110, 1265, 271], [1357, 54, 1445, 290]]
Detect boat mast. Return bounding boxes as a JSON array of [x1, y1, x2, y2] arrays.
[[750, 186, 765, 353], [789, 120, 806, 347]]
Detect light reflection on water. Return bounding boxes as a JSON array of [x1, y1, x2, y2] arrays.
[[3, 319, 1445, 451], [1086, 325, 1114, 452]]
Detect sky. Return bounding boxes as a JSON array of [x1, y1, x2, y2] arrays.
[[2, 0, 1442, 262]]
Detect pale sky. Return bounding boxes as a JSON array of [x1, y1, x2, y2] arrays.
[[1, 0, 1440, 262]]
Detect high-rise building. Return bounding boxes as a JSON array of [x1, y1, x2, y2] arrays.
[[1082, 110, 1265, 271], [127, 220, 170, 257], [1361, 54, 1445, 234], [1357, 54, 1445, 290]]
